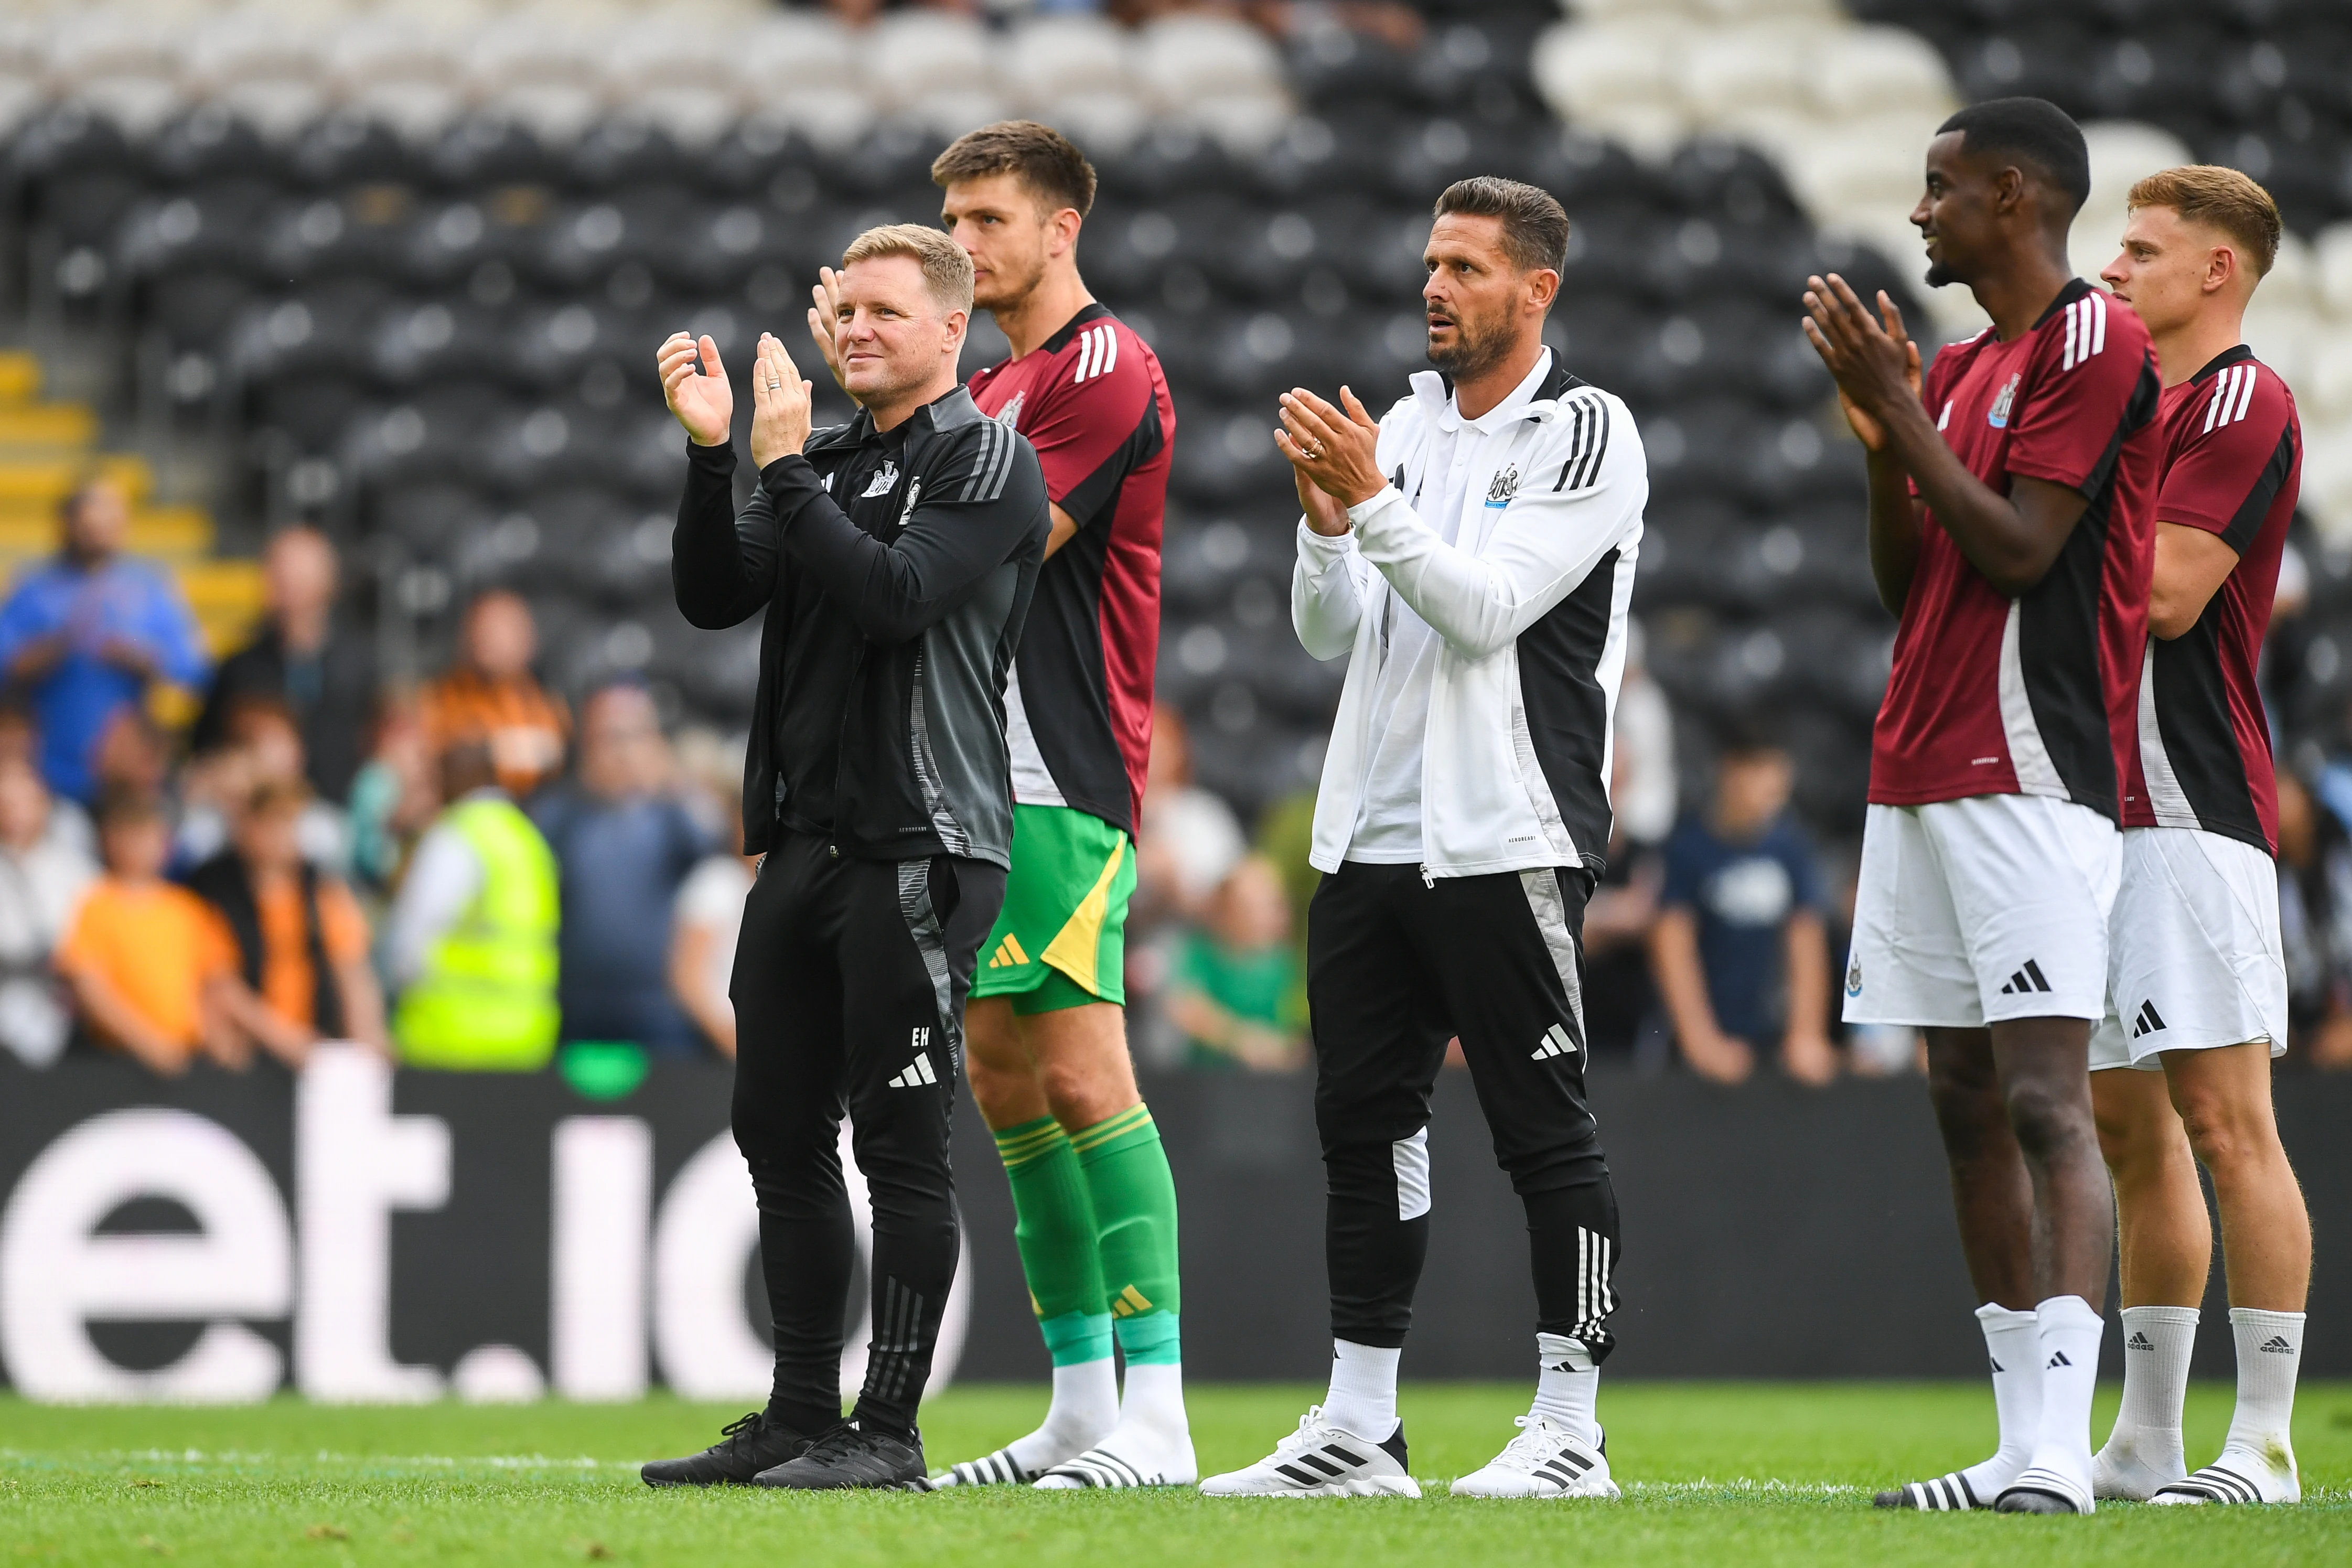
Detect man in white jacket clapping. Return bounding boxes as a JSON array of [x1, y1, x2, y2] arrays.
[[1201, 176, 1647, 1503]]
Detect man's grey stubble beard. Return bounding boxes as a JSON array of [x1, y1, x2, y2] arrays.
[[1427, 313, 1511, 380]]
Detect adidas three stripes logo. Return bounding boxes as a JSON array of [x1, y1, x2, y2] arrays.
[[2130, 1000, 2167, 1038], [1998, 959, 2052, 995], [1530, 1023, 1578, 1060]]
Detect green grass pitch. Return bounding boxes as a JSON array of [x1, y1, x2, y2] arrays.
[[5, 1382, 2347, 1566]]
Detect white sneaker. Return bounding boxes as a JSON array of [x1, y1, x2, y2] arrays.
[[1198, 1407, 1420, 1498], [2152, 1444, 2301, 1506], [1449, 1416, 1620, 1499]]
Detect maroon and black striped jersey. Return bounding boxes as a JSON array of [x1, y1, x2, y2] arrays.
[[1871, 280, 2163, 823], [2122, 345, 2301, 854], [967, 304, 1174, 837]]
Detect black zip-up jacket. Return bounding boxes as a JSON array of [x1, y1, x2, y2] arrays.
[[674, 385, 1048, 866]]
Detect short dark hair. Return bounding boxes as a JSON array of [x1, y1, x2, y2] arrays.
[[931, 120, 1097, 219], [1432, 176, 1571, 275], [1715, 712, 1786, 762], [1936, 97, 2091, 216]]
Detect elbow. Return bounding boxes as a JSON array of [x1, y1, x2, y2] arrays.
[[2146, 593, 2195, 641], [1982, 556, 2052, 599]]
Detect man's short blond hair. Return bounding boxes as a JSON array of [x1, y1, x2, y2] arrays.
[[840, 223, 975, 314], [2128, 165, 2282, 277]]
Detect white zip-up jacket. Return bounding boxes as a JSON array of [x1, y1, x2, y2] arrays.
[[1293, 355, 1646, 879]]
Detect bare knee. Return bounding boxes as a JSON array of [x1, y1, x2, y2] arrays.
[[2170, 1080, 2268, 1175], [1040, 1053, 1132, 1129], [2004, 1076, 2095, 1165]]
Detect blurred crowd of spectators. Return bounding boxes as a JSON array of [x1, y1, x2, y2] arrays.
[[9, 477, 2351, 1084]]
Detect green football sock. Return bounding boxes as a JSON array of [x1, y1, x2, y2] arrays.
[[994, 1116, 1113, 1368], [1072, 1103, 1183, 1366]]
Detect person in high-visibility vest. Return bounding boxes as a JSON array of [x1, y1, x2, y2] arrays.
[[386, 737, 559, 1069]]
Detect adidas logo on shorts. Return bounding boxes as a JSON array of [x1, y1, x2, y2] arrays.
[[1999, 959, 2053, 995], [988, 933, 1030, 969], [2130, 1000, 2167, 1038], [1530, 1023, 1578, 1061]]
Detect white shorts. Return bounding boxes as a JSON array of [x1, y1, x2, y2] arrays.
[[2089, 826, 2287, 1071], [1844, 794, 2121, 1029]]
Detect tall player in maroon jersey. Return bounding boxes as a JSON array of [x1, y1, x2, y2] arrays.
[[813, 121, 1188, 1490], [1805, 98, 2163, 1516], [2086, 166, 2311, 1508]]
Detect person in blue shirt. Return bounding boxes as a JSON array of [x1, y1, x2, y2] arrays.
[[529, 680, 715, 1056], [0, 478, 208, 804], [1649, 719, 1837, 1087]]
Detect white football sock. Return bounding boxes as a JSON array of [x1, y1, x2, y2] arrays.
[[1528, 1332, 1599, 1448], [1115, 1360, 1189, 1438], [2015, 1294, 2103, 1507], [1003, 1356, 1119, 1473], [1323, 1339, 1401, 1442], [2221, 1307, 2304, 1482], [1956, 1303, 2042, 1500], [1030, 1360, 1197, 1487], [2093, 1305, 2195, 1497]]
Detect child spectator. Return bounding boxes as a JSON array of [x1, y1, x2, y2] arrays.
[[53, 791, 242, 1075], [0, 758, 95, 1066], [1165, 854, 1306, 1072], [184, 778, 386, 1062], [1648, 722, 1837, 1087], [176, 699, 349, 874]]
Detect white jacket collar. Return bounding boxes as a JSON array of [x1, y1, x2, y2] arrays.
[[1410, 348, 1556, 436]]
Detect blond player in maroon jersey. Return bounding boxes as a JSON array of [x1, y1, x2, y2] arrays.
[[2088, 164, 2311, 1507]]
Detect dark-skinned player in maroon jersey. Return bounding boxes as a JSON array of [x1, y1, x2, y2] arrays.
[[1803, 98, 2163, 1516], [2083, 165, 2310, 1508], [808, 120, 1186, 1490]]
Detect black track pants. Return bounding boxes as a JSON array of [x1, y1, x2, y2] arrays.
[[729, 831, 1004, 1438], [1307, 860, 1621, 1360]]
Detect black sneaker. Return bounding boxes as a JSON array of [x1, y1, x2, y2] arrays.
[[753, 1423, 926, 1491], [641, 1412, 814, 1487]]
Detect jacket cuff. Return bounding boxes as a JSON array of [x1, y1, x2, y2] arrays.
[[1345, 484, 1409, 550], [758, 453, 824, 522], [1296, 517, 1356, 566], [687, 435, 736, 474]]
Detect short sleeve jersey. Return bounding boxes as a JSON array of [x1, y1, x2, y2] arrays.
[[1872, 280, 2164, 822], [966, 304, 1174, 838], [2124, 345, 2301, 854]]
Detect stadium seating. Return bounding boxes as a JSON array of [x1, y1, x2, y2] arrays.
[[9, 0, 2192, 832]]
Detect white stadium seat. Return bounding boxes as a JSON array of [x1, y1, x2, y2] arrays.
[[860, 12, 997, 113], [729, 13, 857, 101], [1131, 14, 1284, 115], [999, 15, 1134, 115]]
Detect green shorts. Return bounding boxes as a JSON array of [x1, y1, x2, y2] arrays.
[[970, 804, 1133, 1014]]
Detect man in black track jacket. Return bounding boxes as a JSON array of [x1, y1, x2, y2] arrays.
[[645, 224, 1047, 1492]]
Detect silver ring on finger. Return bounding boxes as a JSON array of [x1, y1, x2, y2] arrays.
[[767, 379, 782, 390]]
